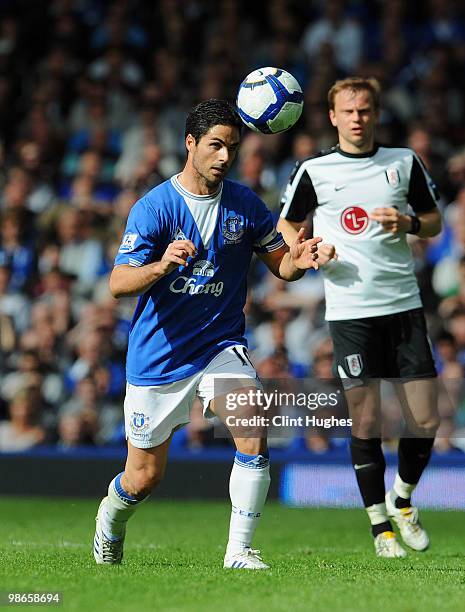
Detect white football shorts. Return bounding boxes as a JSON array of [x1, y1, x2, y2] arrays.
[[124, 345, 261, 449]]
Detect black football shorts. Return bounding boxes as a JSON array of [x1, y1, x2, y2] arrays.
[[329, 308, 437, 389]]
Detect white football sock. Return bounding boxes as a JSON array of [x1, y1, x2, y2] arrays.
[[366, 502, 389, 526], [226, 452, 270, 555], [393, 473, 416, 501], [101, 472, 148, 539]]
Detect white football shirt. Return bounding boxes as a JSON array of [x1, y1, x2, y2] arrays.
[[280, 145, 439, 320]]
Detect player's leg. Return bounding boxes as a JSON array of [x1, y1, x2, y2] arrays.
[[385, 308, 439, 550], [198, 345, 270, 569], [394, 378, 439, 503], [94, 438, 171, 564], [94, 377, 196, 564], [224, 419, 270, 569], [345, 382, 405, 557], [386, 378, 439, 550], [347, 380, 386, 531], [330, 319, 406, 557], [213, 393, 270, 569]]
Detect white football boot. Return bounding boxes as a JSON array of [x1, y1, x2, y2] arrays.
[[93, 497, 125, 564], [385, 491, 429, 551], [224, 548, 269, 570], [374, 531, 407, 558]]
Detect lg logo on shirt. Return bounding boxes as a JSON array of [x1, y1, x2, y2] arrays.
[[341, 206, 369, 234]]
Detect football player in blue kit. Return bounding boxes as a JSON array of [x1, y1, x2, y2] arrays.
[[93, 99, 324, 570]]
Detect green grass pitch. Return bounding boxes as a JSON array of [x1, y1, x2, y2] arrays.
[[0, 497, 464, 612]]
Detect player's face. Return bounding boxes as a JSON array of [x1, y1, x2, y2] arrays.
[[187, 125, 241, 189], [329, 89, 378, 153]]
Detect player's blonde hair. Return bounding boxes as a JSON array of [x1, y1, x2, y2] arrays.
[[328, 77, 381, 111]]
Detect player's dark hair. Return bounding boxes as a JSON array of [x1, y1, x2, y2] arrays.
[[185, 99, 242, 142]]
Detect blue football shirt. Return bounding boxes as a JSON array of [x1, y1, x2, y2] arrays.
[[114, 176, 284, 385]]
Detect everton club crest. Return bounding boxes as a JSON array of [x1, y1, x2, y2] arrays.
[[130, 412, 150, 433], [223, 213, 244, 244]]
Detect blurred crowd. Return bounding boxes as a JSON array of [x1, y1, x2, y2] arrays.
[[1, 0, 465, 454]]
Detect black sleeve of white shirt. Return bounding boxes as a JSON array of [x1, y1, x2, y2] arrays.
[[408, 155, 440, 213], [280, 161, 318, 222]]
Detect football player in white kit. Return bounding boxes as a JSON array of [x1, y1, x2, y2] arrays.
[[279, 77, 442, 558], [93, 99, 323, 570]]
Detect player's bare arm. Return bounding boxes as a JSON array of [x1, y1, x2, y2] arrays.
[[277, 218, 337, 265], [258, 229, 322, 280], [110, 239, 197, 298], [369, 207, 442, 238], [277, 217, 301, 244]]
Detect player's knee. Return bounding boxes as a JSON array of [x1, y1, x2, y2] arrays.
[[127, 466, 164, 496], [235, 438, 267, 456], [348, 398, 380, 437], [410, 415, 440, 438], [351, 413, 380, 438]]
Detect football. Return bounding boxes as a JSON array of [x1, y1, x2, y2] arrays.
[[236, 67, 304, 134]]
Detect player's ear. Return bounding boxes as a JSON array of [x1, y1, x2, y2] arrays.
[[185, 134, 196, 153], [329, 109, 337, 127]]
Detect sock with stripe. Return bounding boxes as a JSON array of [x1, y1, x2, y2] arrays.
[[101, 472, 148, 539], [391, 473, 416, 509], [350, 436, 393, 536], [366, 503, 393, 537], [226, 451, 270, 556], [395, 437, 434, 508]]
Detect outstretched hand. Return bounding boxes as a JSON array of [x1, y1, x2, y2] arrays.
[[289, 228, 322, 270]]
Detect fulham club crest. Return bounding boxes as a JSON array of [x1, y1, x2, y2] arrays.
[[345, 354, 363, 376], [385, 167, 400, 187]]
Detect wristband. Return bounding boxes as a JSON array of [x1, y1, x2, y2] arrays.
[[407, 215, 421, 235]]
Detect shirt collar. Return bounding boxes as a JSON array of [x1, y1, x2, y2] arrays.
[[336, 143, 379, 158]]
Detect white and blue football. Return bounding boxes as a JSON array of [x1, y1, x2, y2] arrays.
[[236, 67, 304, 134]]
